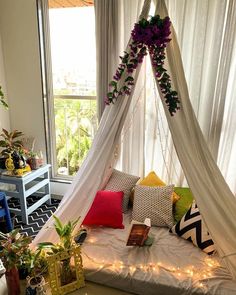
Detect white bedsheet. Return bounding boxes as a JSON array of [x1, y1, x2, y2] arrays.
[[81, 212, 236, 295]]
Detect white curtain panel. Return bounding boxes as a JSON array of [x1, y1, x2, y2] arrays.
[[111, 0, 146, 178], [94, 0, 120, 120], [32, 0, 151, 247], [153, 0, 236, 279], [165, 0, 236, 193], [142, 0, 236, 192], [218, 35, 236, 194]]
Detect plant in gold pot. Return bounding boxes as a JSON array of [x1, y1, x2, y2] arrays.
[[38, 215, 80, 286], [0, 229, 32, 295]]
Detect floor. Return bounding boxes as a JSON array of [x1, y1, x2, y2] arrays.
[[8, 196, 60, 238], [0, 277, 133, 295], [65, 282, 133, 295]]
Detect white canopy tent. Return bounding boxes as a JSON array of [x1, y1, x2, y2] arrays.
[[33, 0, 236, 280]]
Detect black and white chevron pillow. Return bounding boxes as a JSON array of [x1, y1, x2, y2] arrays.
[[170, 201, 215, 255]]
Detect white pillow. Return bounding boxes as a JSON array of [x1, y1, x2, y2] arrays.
[[132, 185, 174, 228], [105, 169, 140, 212]]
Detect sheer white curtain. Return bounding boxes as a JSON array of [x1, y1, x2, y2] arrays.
[[141, 0, 236, 192], [218, 39, 236, 194], [94, 0, 146, 177], [151, 0, 236, 279], [94, 0, 119, 120], [95, 0, 146, 177], [94, 0, 144, 121], [166, 0, 236, 193]]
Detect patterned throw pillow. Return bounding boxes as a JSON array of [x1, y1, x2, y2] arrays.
[[130, 171, 180, 204], [132, 185, 174, 228], [170, 201, 215, 255], [105, 169, 140, 212]]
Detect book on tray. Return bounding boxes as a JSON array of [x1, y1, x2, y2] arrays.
[[126, 218, 151, 246]]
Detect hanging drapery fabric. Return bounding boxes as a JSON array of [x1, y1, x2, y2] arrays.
[[94, 0, 120, 120], [33, 0, 236, 280], [95, 0, 146, 177], [32, 0, 151, 247], [152, 0, 236, 280]]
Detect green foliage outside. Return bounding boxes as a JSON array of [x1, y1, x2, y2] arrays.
[[54, 98, 97, 176]]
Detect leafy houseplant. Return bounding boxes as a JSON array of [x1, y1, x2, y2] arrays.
[[18, 247, 47, 279], [23, 248, 48, 295], [0, 128, 25, 170], [0, 229, 32, 295], [0, 129, 23, 156], [38, 215, 80, 286]]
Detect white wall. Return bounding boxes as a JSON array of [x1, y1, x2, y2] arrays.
[[0, 31, 10, 131], [0, 0, 46, 157]]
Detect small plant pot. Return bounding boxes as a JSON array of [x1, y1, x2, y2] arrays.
[[25, 275, 46, 295], [27, 158, 42, 170]]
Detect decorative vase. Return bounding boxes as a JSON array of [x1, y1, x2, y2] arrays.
[[25, 275, 46, 295], [5, 267, 20, 295]]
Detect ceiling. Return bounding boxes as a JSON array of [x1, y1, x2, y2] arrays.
[[49, 0, 94, 8]]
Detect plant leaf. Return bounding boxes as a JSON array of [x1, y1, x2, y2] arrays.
[[53, 215, 63, 231]]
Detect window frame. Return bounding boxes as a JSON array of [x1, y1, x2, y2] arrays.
[[36, 0, 96, 181]]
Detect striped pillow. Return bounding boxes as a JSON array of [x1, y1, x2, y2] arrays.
[[170, 201, 215, 255]]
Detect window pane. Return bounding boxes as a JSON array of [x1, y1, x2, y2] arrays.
[[49, 7, 96, 96], [54, 98, 97, 176], [48, 6, 97, 178]]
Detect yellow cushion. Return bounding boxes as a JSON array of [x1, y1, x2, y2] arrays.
[[139, 171, 165, 186], [133, 171, 180, 203]]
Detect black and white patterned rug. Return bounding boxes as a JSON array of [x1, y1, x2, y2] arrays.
[[8, 196, 60, 238]]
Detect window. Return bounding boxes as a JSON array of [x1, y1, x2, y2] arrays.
[[38, 0, 97, 179]]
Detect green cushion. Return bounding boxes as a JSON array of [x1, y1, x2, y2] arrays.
[[174, 187, 194, 223]]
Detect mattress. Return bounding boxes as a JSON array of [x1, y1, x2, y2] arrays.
[[81, 211, 236, 295]]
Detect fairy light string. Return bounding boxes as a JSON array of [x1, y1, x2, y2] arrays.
[[82, 244, 222, 290]]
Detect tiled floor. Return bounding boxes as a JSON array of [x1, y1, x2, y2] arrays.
[[8, 196, 60, 238]]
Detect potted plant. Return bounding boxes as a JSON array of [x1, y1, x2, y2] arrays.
[[0, 128, 24, 169], [24, 248, 48, 295], [26, 150, 43, 170], [0, 229, 32, 295], [38, 215, 80, 286]]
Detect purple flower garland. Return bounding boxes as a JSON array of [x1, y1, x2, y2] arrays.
[[106, 15, 180, 116]]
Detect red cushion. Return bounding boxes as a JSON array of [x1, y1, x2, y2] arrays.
[[82, 190, 124, 229]]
